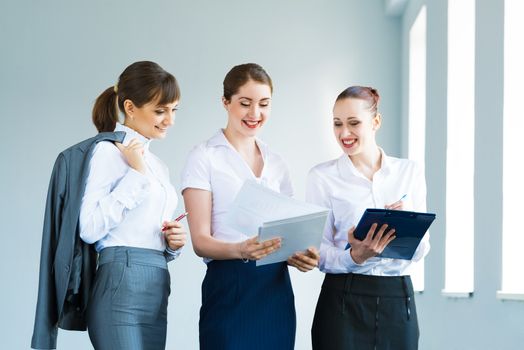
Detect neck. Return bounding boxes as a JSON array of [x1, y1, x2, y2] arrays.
[[349, 145, 382, 175], [223, 126, 257, 154]]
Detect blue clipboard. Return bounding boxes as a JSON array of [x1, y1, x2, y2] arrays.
[[345, 209, 436, 260]]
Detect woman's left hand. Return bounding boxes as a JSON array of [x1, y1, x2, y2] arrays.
[[162, 220, 187, 250], [287, 247, 320, 272]]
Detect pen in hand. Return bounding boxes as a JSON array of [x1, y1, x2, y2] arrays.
[[385, 194, 406, 210], [162, 212, 189, 231]]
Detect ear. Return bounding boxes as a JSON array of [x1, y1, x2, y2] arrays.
[[372, 113, 382, 131], [222, 96, 230, 111], [123, 99, 135, 118]]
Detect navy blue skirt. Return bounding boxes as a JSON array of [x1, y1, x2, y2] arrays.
[[199, 260, 296, 350]]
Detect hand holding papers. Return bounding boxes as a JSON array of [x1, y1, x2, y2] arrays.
[[226, 180, 329, 266]]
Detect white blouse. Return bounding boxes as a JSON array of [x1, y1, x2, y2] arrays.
[[180, 130, 293, 245], [306, 149, 430, 276], [79, 123, 180, 259]]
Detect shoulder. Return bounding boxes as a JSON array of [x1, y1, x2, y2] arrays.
[[88, 141, 126, 171], [306, 158, 340, 192], [385, 155, 423, 178], [92, 141, 123, 160], [308, 158, 339, 178], [185, 141, 212, 163]]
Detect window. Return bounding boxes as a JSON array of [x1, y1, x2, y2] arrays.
[[408, 5, 427, 292], [498, 0, 524, 300], [443, 0, 475, 296]]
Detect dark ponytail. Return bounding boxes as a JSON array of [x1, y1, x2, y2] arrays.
[[92, 86, 119, 132], [91, 61, 180, 133]]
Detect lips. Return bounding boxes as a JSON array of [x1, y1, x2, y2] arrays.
[[155, 126, 168, 132], [242, 119, 261, 129], [341, 138, 357, 148]]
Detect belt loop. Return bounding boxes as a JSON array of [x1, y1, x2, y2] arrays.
[[126, 249, 131, 267], [402, 276, 411, 320]]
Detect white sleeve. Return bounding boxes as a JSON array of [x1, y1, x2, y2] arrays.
[[79, 142, 151, 244], [410, 161, 430, 262], [180, 145, 212, 193], [306, 168, 383, 273]]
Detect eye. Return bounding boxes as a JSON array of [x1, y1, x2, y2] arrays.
[[155, 109, 165, 115], [350, 121, 360, 126], [172, 107, 178, 112], [240, 101, 250, 107], [259, 102, 269, 107], [334, 122, 342, 127]]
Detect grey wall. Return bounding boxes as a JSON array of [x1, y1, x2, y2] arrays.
[[401, 1, 524, 349], [0, 0, 402, 349]]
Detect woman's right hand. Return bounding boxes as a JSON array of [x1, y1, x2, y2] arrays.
[[115, 139, 147, 174], [347, 223, 396, 264], [238, 236, 281, 261]]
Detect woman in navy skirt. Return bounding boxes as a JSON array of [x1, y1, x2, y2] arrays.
[[181, 63, 320, 350], [307, 86, 430, 350]]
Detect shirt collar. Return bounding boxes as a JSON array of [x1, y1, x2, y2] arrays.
[[206, 129, 268, 158], [337, 147, 391, 180], [114, 123, 152, 151]]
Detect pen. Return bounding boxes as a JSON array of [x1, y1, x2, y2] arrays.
[[398, 194, 407, 202], [174, 212, 189, 222], [162, 212, 189, 231]]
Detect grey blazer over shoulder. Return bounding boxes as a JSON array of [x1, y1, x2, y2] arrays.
[[31, 131, 125, 350]]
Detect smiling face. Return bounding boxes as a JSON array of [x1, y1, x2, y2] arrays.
[[333, 97, 381, 156], [123, 97, 179, 139], [223, 80, 272, 138]]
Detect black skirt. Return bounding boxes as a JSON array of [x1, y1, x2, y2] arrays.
[[312, 273, 419, 350]]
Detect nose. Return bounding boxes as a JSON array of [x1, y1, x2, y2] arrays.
[[339, 126, 351, 137], [249, 104, 261, 119], [164, 110, 175, 126]]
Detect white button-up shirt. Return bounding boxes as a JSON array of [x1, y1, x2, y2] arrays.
[[180, 129, 293, 245], [79, 123, 180, 259], [306, 149, 430, 276]]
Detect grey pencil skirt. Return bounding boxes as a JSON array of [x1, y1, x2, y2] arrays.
[[87, 246, 171, 350]]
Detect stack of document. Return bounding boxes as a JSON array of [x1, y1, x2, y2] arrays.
[[226, 180, 329, 266]]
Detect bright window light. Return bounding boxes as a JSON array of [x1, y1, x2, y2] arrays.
[[499, 0, 524, 299], [443, 0, 475, 296], [408, 5, 427, 292]]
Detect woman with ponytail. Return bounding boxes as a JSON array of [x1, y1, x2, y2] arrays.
[[307, 86, 429, 350], [80, 61, 186, 349]]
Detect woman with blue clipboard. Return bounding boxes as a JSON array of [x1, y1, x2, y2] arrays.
[[306, 86, 430, 350]]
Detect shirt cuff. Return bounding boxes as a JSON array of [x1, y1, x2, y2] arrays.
[[112, 168, 151, 209], [165, 246, 182, 261], [342, 248, 365, 269]]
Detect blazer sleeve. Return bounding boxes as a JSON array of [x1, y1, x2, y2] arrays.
[[31, 153, 67, 350]]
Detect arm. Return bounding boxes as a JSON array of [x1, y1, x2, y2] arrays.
[[182, 188, 280, 260], [79, 141, 150, 244], [306, 168, 388, 273]]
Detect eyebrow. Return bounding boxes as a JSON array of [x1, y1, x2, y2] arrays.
[[333, 116, 359, 120], [238, 97, 271, 101], [155, 103, 178, 108]]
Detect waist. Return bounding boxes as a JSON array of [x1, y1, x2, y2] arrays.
[[98, 246, 167, 270], [323, 273, 414, 297]]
